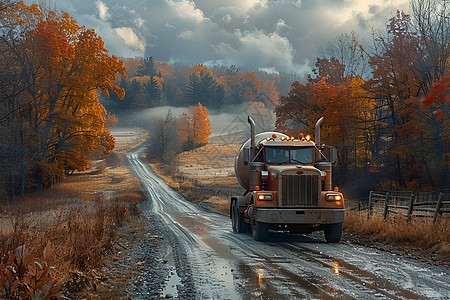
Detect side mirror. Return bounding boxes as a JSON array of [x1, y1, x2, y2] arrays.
[[243, 146, 250, 165], [330, 147, 338, 164]]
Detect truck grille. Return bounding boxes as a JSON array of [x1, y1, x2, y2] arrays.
[[281, 175, 319, 206]]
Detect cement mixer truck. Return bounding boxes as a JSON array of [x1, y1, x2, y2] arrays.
[[230, 116, 345, 242]]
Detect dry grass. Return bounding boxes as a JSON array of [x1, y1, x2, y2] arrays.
[[344, 210, 450, 262], [0, 189, 146, 297], [202, 196, 230, 214], [0, 128, 148, 297], [149, 143, 243, 215], [109, 128, 148, 154], [150, 161, 236, 215]]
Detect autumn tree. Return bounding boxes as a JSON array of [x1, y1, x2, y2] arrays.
[[0, 3, 125, 200], [276, 5, 448, 192], [177, 103, 211, 151], [123, 58, 141, 77], [366, 9, 449, 189]]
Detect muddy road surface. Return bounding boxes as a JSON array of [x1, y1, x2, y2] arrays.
[[126, 149, 450, 299]]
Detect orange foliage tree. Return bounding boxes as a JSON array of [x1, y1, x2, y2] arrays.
[[276, 7, 449, 192], [177, 103, 211, 150], [0, 2, 125, 198]]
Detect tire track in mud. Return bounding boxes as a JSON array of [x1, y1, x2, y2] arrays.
[[277, 243, 425, 299]]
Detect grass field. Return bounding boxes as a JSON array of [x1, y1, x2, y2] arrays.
[[0, 128, 148, 298]]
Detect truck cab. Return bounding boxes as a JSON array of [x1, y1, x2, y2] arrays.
[[230, 117, 345, 242]]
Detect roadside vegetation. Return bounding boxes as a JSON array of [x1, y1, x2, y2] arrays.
[[0, 159, 146, 298], [0, 126, 148, 298], [344, 212, 449, 264]]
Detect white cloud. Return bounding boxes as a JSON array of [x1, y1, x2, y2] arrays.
[[213, 28, 307, 73], [96, 0, 110, 20], [323, 0, 408, 28], [166, 0, 208, 23], [258, 67, 279, 74], [114, 27, 146, 52], [275, 18, 291, 33], [222, 14, 232, 23], [177, 30, 193, 40]]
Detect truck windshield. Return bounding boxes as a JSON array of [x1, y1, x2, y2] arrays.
[[265, 147, 314, 164]]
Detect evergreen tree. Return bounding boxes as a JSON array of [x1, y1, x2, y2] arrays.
[[143, 76, 160, 107], [136, 56, 157, 77], [186, 65, 219, 108]]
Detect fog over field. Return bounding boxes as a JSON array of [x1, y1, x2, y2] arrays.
[[122, 105, 276, 143]]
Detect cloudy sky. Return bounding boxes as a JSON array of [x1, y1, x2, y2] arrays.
[[35, 0, 409, 74]]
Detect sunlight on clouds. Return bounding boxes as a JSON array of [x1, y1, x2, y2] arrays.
[[166, 0, 208, 23], [329, 0, 408, 27], [240, 0, 267, 10], [96, 0, 110, 20], [114, 27, 145, 52]]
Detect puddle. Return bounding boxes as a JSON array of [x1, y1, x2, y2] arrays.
[[160, 249, 183, 299], [202, 236, 233, 260]]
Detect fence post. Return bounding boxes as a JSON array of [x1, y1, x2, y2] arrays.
[[383, 192, 389, 220], [407, 193, 414, 221], [433, 193, 444, 224], [368, 191, 373, 220]]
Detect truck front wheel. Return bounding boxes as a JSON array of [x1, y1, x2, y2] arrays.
[[324, 222, 343, 243], [232, 200, 249, 233], [252, 221, 269, 241]]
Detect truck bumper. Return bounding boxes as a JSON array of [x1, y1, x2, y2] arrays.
[[255, 208, 345, 224]]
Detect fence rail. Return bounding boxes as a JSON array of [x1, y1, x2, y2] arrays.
[[367, 190, 449, 223]]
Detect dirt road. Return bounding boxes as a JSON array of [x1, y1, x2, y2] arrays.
[[126, 148, 450, 299]]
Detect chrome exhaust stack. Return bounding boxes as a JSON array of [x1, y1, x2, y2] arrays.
[[315, 117, 323, 146], [248, 116, 256, 160]]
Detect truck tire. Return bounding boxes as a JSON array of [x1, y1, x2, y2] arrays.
[[324, 222, 343, 243], [252, 221, 269, 241], [232, 200, 249, 233]]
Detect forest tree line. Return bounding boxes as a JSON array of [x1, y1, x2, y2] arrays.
[[102, 58, 295, 112], [275, 1, 448, 194]]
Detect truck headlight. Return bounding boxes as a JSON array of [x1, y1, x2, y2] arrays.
[[326, 194, 342, 201], [257, 194, 273, 201]]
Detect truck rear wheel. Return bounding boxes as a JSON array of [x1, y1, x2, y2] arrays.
[[252, 221, 269, 241], [324, 222, 343, 243], [232, 200, 249, 233]]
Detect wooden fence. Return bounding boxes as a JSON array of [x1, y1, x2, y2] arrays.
[[367, 190, 450, 223]]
